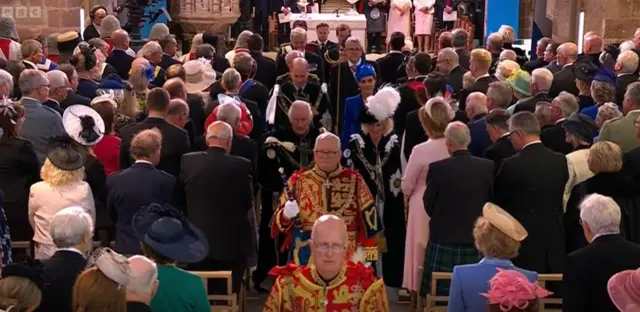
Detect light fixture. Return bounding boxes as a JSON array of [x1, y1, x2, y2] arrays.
[[577, 10, 585, 52], [79, 8, 85, 34]]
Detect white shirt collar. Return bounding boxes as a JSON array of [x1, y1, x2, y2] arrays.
[[523, 140, 542, 149], [499, 132, 510, 139], [388, 50, 402, 54], [476, 73, 490, 79], [135, 160, 153, 165], [23, 59, 37, 68], [592, 232, 618, 242], [555, 117, 567, 124], [57, 247, 86, 258], [618, 73, 633, 77], [348, 59, 362, 67]]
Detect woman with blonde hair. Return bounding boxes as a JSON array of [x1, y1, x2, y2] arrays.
[[495, 60, 520, 82], [565, 141, 640, 252], [129, 58, 154, 119], [73, 248, 131, 312], [95, 75, 138, 134], [28, 136, 95, 259], [401, 95, 454, 300], [0, 260, 47, 311], [448, 203, 539, 312]]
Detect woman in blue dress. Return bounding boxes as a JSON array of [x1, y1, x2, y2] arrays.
[[341, 63, 377, 150]]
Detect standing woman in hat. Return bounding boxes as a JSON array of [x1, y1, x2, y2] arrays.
[[581, 66, 617, 120], [28, 136, 95, 259], [573, 58, 598, 111], [63, 105, 111, 247], [448, 203, 539, 312], [341, 63, 378, 151], [0, 100, 40, 247], [70, 42, 100, 100], [342, 87, 407, 289], [133, 203, 211, 312], [562, 113, 598, 208]]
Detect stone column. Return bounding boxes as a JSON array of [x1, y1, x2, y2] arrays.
[[519, 0, 533, 39]]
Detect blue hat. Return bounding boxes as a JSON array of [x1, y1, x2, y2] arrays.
[[355, 63, 376, 81], [98, 74, 125, 90], [133, 203, 209, 263], [593, 66, 616, 85]]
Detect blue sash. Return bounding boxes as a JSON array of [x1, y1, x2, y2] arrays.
[[240, 79, 256, 95]]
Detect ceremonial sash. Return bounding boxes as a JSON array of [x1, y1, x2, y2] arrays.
[[407, 80, 423, 91], [239, 79, 256, 95]]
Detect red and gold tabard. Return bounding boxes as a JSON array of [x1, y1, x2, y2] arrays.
[[263, 262, 389, 312], [271, 166, 380, 265]]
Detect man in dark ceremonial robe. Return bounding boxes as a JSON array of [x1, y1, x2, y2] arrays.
[[275, 28, 324, 82], [276, 50, 321, 86], [329, 36, 380, 135], [253, 100, 321, 292]]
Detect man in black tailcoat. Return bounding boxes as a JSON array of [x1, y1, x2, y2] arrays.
[[483, 109, 515, 173], [376, 32, 406, 85]]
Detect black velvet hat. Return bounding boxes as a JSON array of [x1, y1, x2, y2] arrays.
[[1, 258, 48, 291], [573, 56, 599, 83], [562, 113, 598, 143]]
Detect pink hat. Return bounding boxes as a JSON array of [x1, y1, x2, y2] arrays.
[[481, 269, 552, 312], [608, 268, 640, 311]]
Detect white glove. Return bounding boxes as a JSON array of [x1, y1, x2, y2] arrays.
[[321, 83, 328, 94], [351, 246, 365, 263], [283, 200, 300, 219]]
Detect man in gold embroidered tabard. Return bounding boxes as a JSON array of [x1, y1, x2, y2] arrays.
[[264, 215, 389, 312], [271, 132, 381, 266]]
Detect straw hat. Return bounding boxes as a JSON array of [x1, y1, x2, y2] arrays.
[[483, 202, 528, 241], [183, 59, 216, 94]]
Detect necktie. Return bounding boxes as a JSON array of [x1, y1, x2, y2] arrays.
[[320, 43, 325, 51]]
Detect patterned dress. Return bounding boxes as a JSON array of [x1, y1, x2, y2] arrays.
[[343, 131, 406, 288]]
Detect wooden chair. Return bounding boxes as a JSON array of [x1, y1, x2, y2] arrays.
[[191, 271, 239, 312], [537, 274, 563, 312], [12, 241, 32, 257], [424, 272, 452, 312]]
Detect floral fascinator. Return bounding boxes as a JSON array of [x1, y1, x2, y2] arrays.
[[481, 268, 552, 311], [86, 248, 131, 289]]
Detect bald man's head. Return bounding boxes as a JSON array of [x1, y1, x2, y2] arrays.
[[584, 34, 603, 54], [290, 57, 309, 88], [127, 255, 158, 296], [557, 42, 578, 66], [285, 50, 304, 68], [311, 215, 347, 242], [206, 121, 233, 151]]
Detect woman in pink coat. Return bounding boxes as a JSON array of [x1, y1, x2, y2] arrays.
[[401, 91, 455, 297], [387, 0, 412, 46], [413, 0, 435, 52]]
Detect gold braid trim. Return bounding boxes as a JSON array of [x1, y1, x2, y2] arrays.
[[359, 279, 389, 312], [363, 247, 378, 261]]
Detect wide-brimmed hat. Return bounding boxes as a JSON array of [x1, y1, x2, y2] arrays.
[[608, 267, 640, 311], [184, 59, 216, 94], [63, 105, 105, 146], [562, 113, 598, 143], [507, 70, 531, 96], [133, 203, 209, 263], [47, 136, 85, 171], [483, 202, 528, 241], [2, 258, 49, 291]]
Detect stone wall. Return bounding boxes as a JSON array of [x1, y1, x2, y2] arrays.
[[0, 0, 112, 41], [518, 0, 533, 39]]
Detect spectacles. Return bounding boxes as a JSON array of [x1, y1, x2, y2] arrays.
[[315, 150, 339, 157], [313, 242, 346, 253]]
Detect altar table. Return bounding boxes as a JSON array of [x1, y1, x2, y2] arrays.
[[289, 13, 367, 45]]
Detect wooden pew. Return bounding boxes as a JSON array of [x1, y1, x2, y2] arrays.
[[191, 271, 239, 312]]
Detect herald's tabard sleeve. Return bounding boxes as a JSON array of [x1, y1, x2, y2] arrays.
[[354, 173, 380, 261]]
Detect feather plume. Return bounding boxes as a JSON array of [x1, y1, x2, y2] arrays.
[[365, 87, 400, 121]]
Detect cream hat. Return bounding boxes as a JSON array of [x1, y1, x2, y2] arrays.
[[184, 59, 216, 94], [483, 202, 528, 241]]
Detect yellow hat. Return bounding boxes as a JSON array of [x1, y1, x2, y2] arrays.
[[57, 31, 79, 43], [483, 202, 528, 241]]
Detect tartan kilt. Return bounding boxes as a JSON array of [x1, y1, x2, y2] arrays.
[[419, 241, 480, 297]]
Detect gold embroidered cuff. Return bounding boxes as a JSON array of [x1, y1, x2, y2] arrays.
[[364, 247, 378, 261], [275, 210, 293, 232]]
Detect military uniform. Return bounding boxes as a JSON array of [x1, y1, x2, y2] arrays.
[[271, 166, 381, 265], [599, 111, 640, 154], [263, 262, 389, 311]]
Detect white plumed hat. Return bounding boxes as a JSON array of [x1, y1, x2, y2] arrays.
[[361, 86, 401, 123]]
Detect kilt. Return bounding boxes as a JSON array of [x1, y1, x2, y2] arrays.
[[419, 241, 480, 297]]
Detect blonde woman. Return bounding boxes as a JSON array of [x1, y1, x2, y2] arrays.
[[129, 58, 153, 118], [95, 75, 138, 134], [73, 248, 131, 312], [495, 60, 520, 81], [28, 137, 95, 259], [0, 260, 46, 311]]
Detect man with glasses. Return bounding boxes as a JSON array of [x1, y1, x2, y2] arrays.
[[18, 69, 65, 164], [271, 132, 380, 266], [495, 111, 568, 274], [43, 70, 70, 115], [437, 47, 467, 100], [265, 214, 389, 311]]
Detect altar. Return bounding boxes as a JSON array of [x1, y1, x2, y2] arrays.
[[289, 13, 367, 45]]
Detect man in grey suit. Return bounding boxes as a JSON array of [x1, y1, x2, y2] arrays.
[[18, 69, 65, 164]]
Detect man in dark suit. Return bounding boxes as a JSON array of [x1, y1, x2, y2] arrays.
[[437, 48, 467, 101], [564, 194, 640, 312], [394, 52, 431, 137], [541, 91, 579, 155], [330, 37, 381, 134], [202, 31, 231, 74], [483, 109, 515, 173], [452, 29, 470, 70], [470, 82, 512, 158], [252, 0, 271, 50], [271, 0, 301, 45], [615, 50, 640, 105], [513, 67, 554, 113], [158, 35, 182, 70], [57, 64, 91, 108], [549, 42, 580, 97], [43, 69, 69, 116], [495, 111, 568, 274], [184, 121, 253, 295], [275, 28, 323, 82], [464, 92, 489, 156], [119, 88, 191, 178], [487, 33, 503, 75], [248, 34, 277, 90], [377, 32, 406, 85], [214, 52, 270, 117], [106, 29, 135, 80], [459, 48, 497, 112], [107, 129, 177, 255], [435, 0, 459, 31], [38, 207, 91, 312], [523, 37, 552, 73], [424, 122, 494, 264]]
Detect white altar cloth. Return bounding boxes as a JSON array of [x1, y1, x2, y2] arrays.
[[289, 13, 367, 44]]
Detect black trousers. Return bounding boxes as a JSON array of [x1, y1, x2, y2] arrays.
[[189, 258, 247, 294], [277, 16, 291, 46], [253, 190, 288, 285], [367, 32, 382, 53], [253, 11, 270, 50]]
